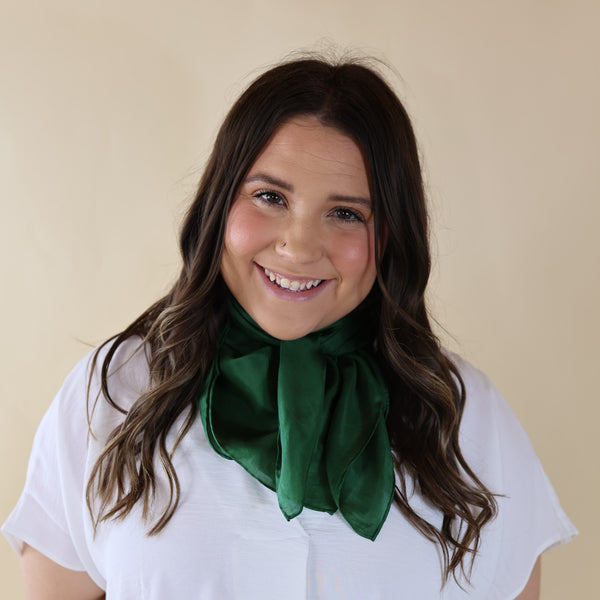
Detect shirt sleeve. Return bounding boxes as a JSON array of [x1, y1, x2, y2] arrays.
[[455, 354, 578, 599], [2, 350, 106, 588], [488, 386, 577, 598]]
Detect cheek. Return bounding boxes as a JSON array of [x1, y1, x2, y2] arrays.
[[224, 202, 272, 258], [329, 229, 377, 284]]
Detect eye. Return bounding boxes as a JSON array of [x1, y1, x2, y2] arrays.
[[331, 207, 365, 223], [253, 190, 285, 206]]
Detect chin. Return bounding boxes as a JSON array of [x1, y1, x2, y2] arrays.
[[250, 310, 324, 340], [259, 322, 317, 341]]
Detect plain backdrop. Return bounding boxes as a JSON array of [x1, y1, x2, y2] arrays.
[[1, 1, 597, 597]]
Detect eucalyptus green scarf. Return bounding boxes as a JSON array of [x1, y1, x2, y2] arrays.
[[199, 298, 394, 540]]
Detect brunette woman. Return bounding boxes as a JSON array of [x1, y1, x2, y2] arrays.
[[3, 57, 576, 599]]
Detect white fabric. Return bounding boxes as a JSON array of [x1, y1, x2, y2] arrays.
[[3, 338, 577, 599]]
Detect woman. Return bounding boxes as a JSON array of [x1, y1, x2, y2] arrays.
[[3, 57, 576, 599]]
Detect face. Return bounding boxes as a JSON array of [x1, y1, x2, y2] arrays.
[[220, 115, 377, 340]]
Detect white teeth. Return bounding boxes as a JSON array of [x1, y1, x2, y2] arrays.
[[262, 267, 323, 292]]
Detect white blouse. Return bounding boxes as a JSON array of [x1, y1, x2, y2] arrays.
[[3, 338, 577, 599]]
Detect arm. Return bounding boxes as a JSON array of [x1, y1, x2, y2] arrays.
[[514, 557, 541, 600], [22, 544, 105, 600]]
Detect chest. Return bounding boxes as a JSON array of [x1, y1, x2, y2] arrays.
[[88, 424, 492, 599]]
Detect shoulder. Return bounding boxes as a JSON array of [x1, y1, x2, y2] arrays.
[[50, 336, 152, 443], [444, 350, 519, 446], [443, 349, 538, 487], [58, 336, 150, 398], [445, 349, 501, 408], [87, 336, 152, 408]]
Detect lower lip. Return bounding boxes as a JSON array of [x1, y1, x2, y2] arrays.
[[255, 264, 330, 302]]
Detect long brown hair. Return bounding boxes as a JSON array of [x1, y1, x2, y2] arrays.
[[86, 56, 496, 582]]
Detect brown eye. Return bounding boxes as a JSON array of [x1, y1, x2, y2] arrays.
[[254, 191, 285, 206], [332, 207, 365, 223]]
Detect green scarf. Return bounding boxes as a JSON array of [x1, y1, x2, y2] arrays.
[[198, 298, 395, 540]]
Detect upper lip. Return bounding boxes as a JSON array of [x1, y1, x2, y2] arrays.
[[257, 263, 328, 283]]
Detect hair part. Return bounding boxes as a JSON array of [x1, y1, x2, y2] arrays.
[[86, 55, 496, 583]]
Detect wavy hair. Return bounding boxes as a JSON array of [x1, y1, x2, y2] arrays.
[[86, 56, 497, 582]]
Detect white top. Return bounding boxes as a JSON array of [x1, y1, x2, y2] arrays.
[[3, 338, 577, 599]]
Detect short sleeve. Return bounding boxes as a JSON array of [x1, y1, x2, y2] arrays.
[[2, 350, 106, 586], [2, 338, 148, 589], [454, 354, 578, 599]]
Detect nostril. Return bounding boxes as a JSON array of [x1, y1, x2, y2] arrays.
[[274, 233, 323, 263]]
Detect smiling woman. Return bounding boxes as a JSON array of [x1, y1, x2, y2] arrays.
[[2, 57, 576, 599], [221, 115, 377, 339]]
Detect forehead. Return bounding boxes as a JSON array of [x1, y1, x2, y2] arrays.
[[248, 116, 370, 194]]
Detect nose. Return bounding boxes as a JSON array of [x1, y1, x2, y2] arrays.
[[276, 220, 324, 264]]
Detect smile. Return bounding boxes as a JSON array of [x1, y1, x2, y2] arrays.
[[262, 267, 324, 292]]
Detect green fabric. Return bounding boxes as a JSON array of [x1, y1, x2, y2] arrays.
[[198, 297, 395, 540]]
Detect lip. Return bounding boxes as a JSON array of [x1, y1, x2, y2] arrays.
[[255, 263, 331, 301]]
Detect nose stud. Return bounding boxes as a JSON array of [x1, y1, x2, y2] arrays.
[[280, 241, 286, 247]]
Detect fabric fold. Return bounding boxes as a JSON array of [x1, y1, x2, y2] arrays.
[[199, 297, 395, 540]]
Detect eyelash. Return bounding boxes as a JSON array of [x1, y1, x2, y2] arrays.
[[254, 190, 285, 206], [331, 207, 365, 223], [252, 190, 366, 224]]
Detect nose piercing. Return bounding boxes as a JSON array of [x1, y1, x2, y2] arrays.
[[280, 241, 286, 247]]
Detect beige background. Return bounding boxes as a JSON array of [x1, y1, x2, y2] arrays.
[[1, 0, 597, 597]]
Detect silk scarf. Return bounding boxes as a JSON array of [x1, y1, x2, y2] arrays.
[[198, 297, 395, 540]]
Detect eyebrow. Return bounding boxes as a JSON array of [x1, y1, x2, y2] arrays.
[[244, 173, 293, 191], [243, 173, 372, 209], [329, 194, 372, 209]]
